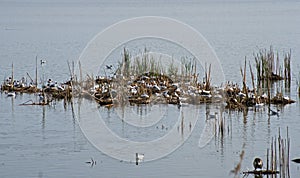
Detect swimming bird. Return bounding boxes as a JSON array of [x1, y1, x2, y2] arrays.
[[269, 108, 279, 117], [136, 153, 144, 165], [40, 59, 46, 65], [292, 158, 300, 163], [253, 157, 263, 170], [7, 92, 16, 97], [177, 100, 182, 109], [106, 65, 113, 70], [85, 157, 96, 166]]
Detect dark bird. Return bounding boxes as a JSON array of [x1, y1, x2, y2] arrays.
[[40, 59, 46, 65], [253, 157, 263, 170], [106, 65, 113, 70], [85, 157, 96, 166], [269, 108, 279, 117], [292, 158, 300, 163]]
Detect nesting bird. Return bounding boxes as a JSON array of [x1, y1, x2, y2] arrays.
[[253, 157, 263, 170], [140, 93, 149, 99], [38, 93, 44, 103]]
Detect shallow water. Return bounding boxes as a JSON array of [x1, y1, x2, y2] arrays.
[[1, 0, 300, 177]]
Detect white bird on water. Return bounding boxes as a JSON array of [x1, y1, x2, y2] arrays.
[[136, 153, 144, 165]]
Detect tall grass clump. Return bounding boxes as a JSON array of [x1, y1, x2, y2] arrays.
[[254, 46, 291, 85], [116, 48, 200, 84]]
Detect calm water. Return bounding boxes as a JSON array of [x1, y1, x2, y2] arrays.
[[1, 0, 300, 177]]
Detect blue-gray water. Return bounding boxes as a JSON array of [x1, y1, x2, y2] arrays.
[[1, 0, 300, 177]]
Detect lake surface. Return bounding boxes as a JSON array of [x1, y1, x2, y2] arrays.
[[1, 0, 300, 177]]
